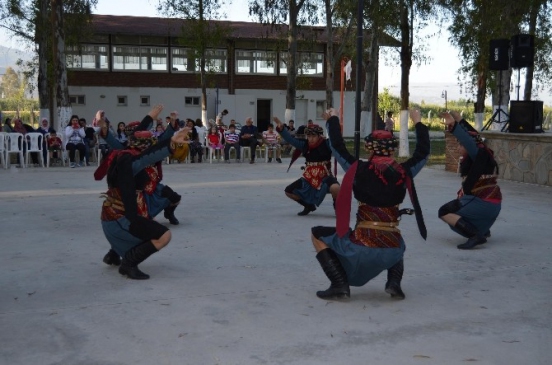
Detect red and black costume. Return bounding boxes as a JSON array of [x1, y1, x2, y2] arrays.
[[311, 116, 430, 300], [278, 124, 339, 215], [438, 119, 502, 249]]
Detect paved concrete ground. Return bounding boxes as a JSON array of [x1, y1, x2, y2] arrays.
[[0, 159, 551, 365]]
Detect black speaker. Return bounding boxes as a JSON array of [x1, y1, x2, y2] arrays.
[[489, 39, 510, 70], [509, 100, 543, 133], [510, 34, 535, 68]]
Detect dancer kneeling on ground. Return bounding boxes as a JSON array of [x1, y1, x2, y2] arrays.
[[310, 108, 429, 300], [96, 104, 182, 225], [438, 111, 501, 250], [100, 124, 189, 280], [274, 117, 340, 216]]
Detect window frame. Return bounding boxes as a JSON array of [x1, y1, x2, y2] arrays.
[[69, 95, 86, 105], [112, 45, 168, 72], [117, 95, 128, 106], [140, 95, 150, 106], [66, 44, 109, 70], [235, 50, 277, 75], [279, 51, 324, 77], [185, 96, 201, 106]]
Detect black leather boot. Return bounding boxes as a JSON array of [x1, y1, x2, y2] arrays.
[[163, 205, 179, 225], [297, 200, 316, 216], [385, 259, 405, 299], [103, 249, 121, 266], [455, 218, 487, 249], [315, 248, 350, 300], [118, 241, 158, 280]]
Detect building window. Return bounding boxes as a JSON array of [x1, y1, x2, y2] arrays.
[[117, 96, 128, 106], [172, 48, 198, 72], [66, 45, 109, 70], [235, 50, 276, 74], [140, 96, 150, 106], [280, 52, 324, 77], [112, 46, 167, 71], [171, 48, 227, 73], [185, 96, 200, 106], [69, 95, 86, 105], [206, 49, 227, 73]]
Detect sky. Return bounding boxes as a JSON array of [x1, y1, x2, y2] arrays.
[[1, 0, 549, 106]]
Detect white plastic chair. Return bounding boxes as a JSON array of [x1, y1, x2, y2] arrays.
[[264, 144, 281, 163], [25, 133, 45, 167], [226, 146, 239, 161], [6, 133, 25, 168], [241, 146, 251, 162], [0, 132, 7, 169], [208, 145, 223, 163]]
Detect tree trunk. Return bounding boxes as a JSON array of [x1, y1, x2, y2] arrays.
[[285, 2, 298, 123], [523, 2, 538, 101], [398, 1, 412, 157], [324, 0, 334, 109], [38, 0, 50, 122], [361, 30, 378, 138], [474, 58, 487, 130], [52, 0, 71, 132]]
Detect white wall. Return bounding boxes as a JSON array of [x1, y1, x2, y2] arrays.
[[69, 86, 362, 137]]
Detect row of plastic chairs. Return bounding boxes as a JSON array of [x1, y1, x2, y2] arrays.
[[209, 144, 280, 163], [0, 132, 98, 169], [0, 132, 47, 169]]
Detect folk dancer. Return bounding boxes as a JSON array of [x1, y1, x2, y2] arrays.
[[310, 108, 430, 300], [438, 111, 501, 249], [274, 118, 340, 216]]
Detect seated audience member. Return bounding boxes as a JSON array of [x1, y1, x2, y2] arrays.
[[282, 119, 295, 154], [116, 122, 128, 147], [13, 118, 38, 165], [262, 123, 282, 163], [47, 130, 63, 163], [36, 118, 55, 162], [153, 123, 165, 137], [187, 119, 203, 163], [65, 115, 86, 167], [223, 124, 241, 162], [195, 118, 207, 152], [296, 119, 313, 136], [3, 118, 14, 132], [207, 125, 223, 160], [80, 118, 96, 165], [239, 117, 259, 164]]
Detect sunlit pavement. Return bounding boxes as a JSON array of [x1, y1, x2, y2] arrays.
[[1, 160, 550, 365]]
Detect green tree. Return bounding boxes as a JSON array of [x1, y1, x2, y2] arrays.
[[0, 66, 30, 116], [0, 67, 22, 99], [321, 0, 354, 109], [0, 0, 96, 130], [157, 0, 230, 124], [249, 0, 319, 122], [443, 0, 529, 129]]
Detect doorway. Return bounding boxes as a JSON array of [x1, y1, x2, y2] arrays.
[[257, 99, 272, 132]]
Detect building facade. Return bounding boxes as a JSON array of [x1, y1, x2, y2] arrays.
[[67, 15, 377, 136]]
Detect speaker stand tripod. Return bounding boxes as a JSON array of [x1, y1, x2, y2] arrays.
[[482, 70, 509, 132]]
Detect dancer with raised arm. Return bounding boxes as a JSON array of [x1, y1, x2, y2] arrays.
[[310, 108, 430, 300], [438, 111, 501, 250], [274, 117, 340, 216], [99, 121, 189, 280]]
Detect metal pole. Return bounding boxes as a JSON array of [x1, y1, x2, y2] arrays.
[[354, 0, 364, 159]]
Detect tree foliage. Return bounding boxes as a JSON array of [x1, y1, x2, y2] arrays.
[[157, 0, 230, 121]]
